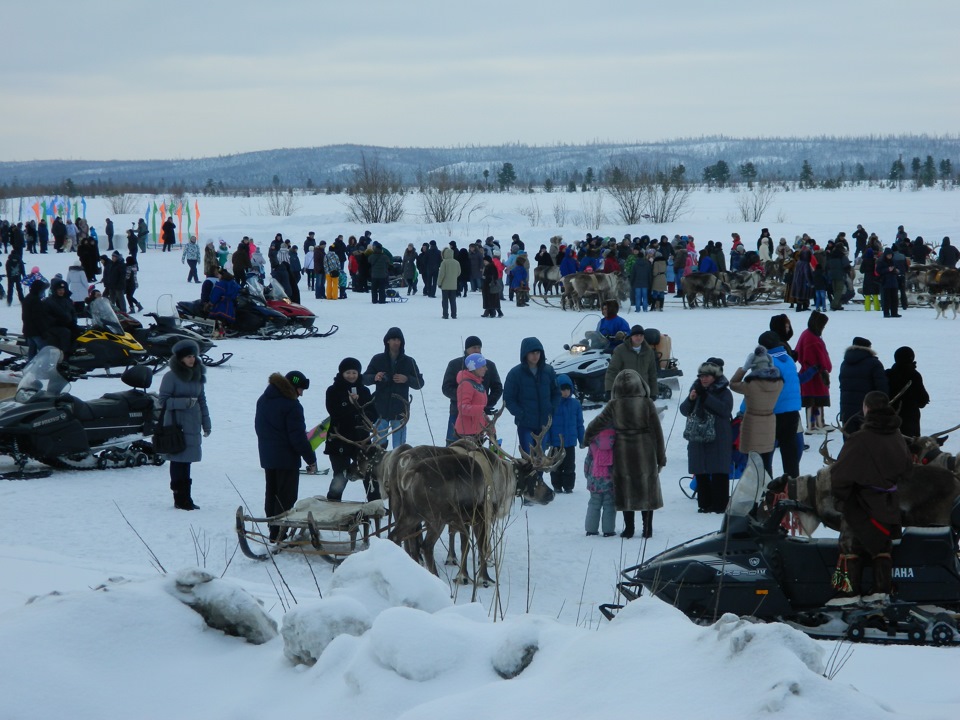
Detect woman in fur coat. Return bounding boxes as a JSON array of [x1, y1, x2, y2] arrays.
[[729, 346, 783, 477], [584, 369, 666, 539], [158, 339, 211, 510]]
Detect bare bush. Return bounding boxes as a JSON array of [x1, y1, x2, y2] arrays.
[[734, 184, 780, 222], [577, 193, 607, 229], [644, 183, 692, 223], [260, 188, 301, 217], [343, 154, 405, 224], [517, 196, 542, 227], [421, 168, 478, 223], [106, 194, 138, 215], [552, 195, 568, 227]]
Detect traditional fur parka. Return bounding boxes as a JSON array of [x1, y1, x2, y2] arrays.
[[584, 370, 666, 511]]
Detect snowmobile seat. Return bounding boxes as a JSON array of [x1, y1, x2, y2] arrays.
[[65, 395, 135, 422]]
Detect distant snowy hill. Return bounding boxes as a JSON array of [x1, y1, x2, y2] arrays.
[[1, 135, 958, 188]]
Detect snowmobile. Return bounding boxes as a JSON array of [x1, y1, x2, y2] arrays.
[[0, 297, 147, 377], [602, 453, 960, 646], [549, 315, 682, 407], [263, 278, 330, 337], [0, 346, 164, 477], [116, 296, 231, 368]]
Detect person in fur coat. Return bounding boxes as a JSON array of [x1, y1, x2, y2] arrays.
[[159, 340, 212, 510], [584, 369, 665, 539], [679, 360, 733, 514], [729, 346, 783, 477]]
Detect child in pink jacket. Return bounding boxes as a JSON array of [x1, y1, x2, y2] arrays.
[[584, 428, 616, 536]]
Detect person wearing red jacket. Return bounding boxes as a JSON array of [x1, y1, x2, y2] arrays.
[[455, 354, 492, 438], [794, 310, 832, 433]]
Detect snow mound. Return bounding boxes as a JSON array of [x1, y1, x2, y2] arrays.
[[281, 595, 372, 666], [168, 567, 278, 645], [327, 538, 452, 614]]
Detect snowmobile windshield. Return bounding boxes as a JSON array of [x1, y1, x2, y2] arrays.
[[727, 452, 768, 517], [568, 314, 603, 354], [15, 346, 70, 402], [268, 277, 290, 301], [245, 276, 267, 303], [155, 294, 177, 320], [88, 297, 124, 335]]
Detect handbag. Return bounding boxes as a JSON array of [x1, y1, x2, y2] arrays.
[[489, 277, 504, 294], [152, 402, 186, 455], [683, 411, 716, 443], [329, 269, 340, 278]]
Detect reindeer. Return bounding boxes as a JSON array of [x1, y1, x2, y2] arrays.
[[680, 272, 730, 308], [533, 265, 561, 295], [392, 420, 562, 586], [560, 271, 625, 310], [905, 422, 960, 475]]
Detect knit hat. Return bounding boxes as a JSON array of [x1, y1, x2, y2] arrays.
[[285, 370, 310, 390], [629, 325, 644, 337], [173, 339, 199, 360], [31, 266, 40, 275], [748, 346, 774, 372], [464, 353, 486, 372], [464, 335, 482, 351], [697, 361, 722, 378], [758, 331, 782, 350], [338, 357, 362, 374], [852, 336, 872, 348]]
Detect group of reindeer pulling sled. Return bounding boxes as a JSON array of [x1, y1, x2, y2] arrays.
[[237, 398, 563, 585]]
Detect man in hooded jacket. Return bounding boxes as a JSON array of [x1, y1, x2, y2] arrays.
[[363, 327, 424, 448], [503, 337, 560, 453]]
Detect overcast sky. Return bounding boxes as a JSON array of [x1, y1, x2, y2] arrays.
[[3, 0, 957, 161]]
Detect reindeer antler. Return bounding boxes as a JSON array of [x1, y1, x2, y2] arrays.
[[931, 421, 960, 439], [819, 435, 837, 466]]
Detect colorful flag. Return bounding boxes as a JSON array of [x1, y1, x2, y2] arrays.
[[184, 201, 192, 237], [81, 197, 87, 218], [159, 202, 166, 220], [176, 202, 183, 242], [31, 202, 40, 222], [41, 200, 48, 220], [66, 198, 71, 219], [152, 201, 158, 246], [145, 202, 151, 222], [307, 417, 331, 451], [194, 200, 200, 240]]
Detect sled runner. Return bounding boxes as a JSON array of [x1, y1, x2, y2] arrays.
[[385, 289, 408, 303], [236, 497, 389, 565]]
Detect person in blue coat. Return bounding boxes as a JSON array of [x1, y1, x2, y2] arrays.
[[547, 374, 584, 493], [559, 246, 579, 277], [207, 269, 240, 324], [255, 370, 318, 541], [503, 337, 560, 453], [759, 330, 802, 478]]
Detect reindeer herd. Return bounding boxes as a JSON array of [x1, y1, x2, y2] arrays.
[[330, 399, 563, 587]]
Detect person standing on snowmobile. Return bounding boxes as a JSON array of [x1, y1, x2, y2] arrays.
[[828, 391, 911, 606], [159, 340, 212, 511], [255, 370, 317, 540]]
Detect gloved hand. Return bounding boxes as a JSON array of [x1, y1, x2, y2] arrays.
[[743, 351, 757, 371], [305, 463, 318, 474], [203, 429, 211, 437], [484, 406, 497, 415], [615, 330, 626, 341]]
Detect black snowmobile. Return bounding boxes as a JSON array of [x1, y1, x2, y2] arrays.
[[0, 346, 164, 477], [117, 296, 231, 368], [0, 297, 147, 377], [550, 315, 682, 407], [603, 453, 960, 646]]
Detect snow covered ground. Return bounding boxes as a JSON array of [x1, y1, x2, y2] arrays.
[[1, 187, 958, 719]]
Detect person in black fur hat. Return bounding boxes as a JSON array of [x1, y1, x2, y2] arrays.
[[838, 336, 888, 434], [325, 357, 377, 501], [255, 370, 318, 539], [159, 339, 211, 510]]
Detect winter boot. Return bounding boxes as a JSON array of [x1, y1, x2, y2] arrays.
[[863, 554, 893, 605], [327, 472, 348, 502], [827, 554, 862, 606], [620, 511, 635, 539], [641, 511, 653, 539]]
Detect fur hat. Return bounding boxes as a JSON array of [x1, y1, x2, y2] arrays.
[[894, 346, 915, 365], [464, 353, 486, 372], [807, 310, 829, 335], [284, 370, 310, 390], [173, 339, 199, 360], [852, 336, 872, 348], [697, 361, 722, 378], [338, 357, 362, 374], [769, 313, 793, 343], [464, 335, 482, 351]]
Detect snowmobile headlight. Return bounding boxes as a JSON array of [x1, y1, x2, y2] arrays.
[[569, 344, 587, 355]]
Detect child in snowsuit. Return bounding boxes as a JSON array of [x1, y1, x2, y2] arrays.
[[548, 374, 584, 493], [585, 428, 616, 536]]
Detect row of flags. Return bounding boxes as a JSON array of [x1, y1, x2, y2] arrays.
[[21, 197, 201, 244]]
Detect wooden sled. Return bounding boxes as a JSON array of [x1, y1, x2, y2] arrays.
[[236, 496, 389, 565]]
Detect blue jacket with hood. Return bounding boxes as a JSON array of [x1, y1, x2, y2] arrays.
[[503, 337, 560, 429], [768, 344, 802, 413], [548, 374, 584, 448]]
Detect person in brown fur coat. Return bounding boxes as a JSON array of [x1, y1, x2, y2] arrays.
[[584, 369, 666, 539]]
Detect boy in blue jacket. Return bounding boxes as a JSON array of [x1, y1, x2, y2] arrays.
[[548, 374, 585, 493]]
